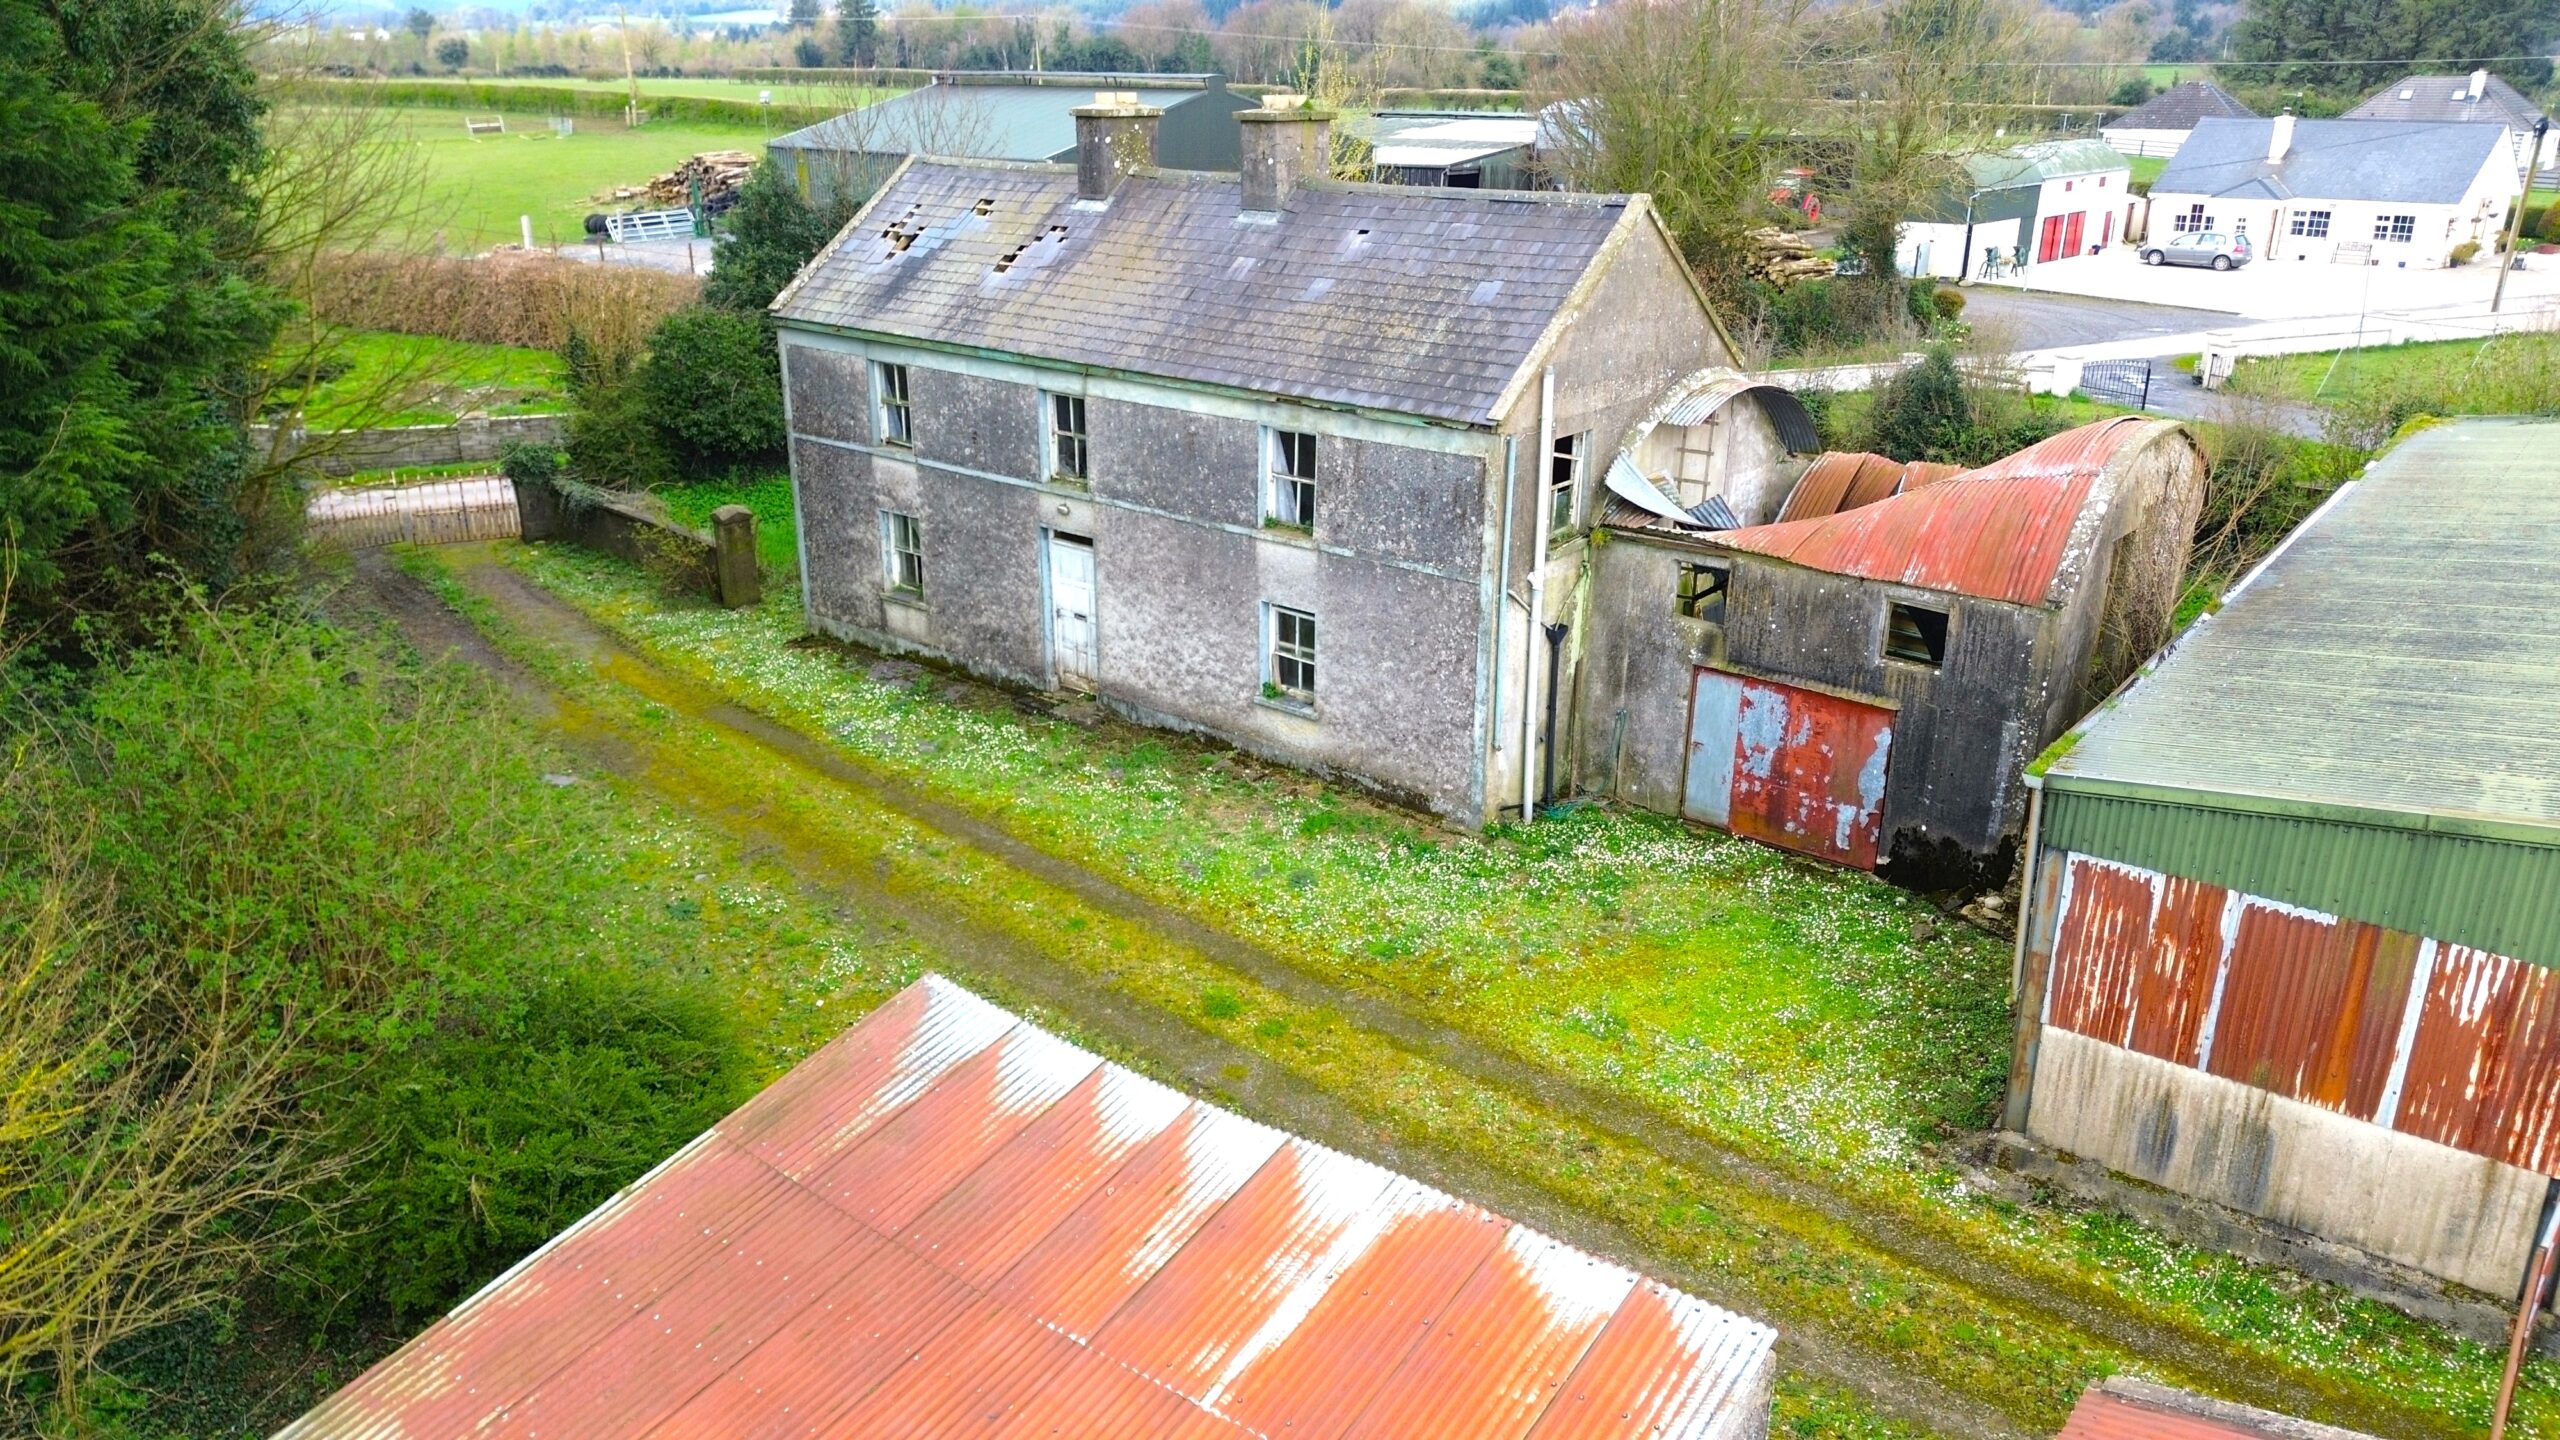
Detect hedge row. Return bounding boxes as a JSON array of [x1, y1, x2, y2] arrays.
[[273, 78, 849, 130], [310, 251, 698, 353]]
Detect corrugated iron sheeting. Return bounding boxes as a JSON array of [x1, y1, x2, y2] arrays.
[[1721, 676, 1892, 870], [279, 975, 1777, 1440], [1343, 1227, 1637, 1440], [2397, 944, 2560, 1173], [2057, 1384, 2309, 1440], [1656, 377, 1822, 455], [1715, 417, 2149, 604], [2038, 788, 2560, 972], [2042, 854, 2560, 1178]]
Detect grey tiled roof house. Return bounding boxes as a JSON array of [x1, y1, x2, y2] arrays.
[[770, 93, 1771, 825]]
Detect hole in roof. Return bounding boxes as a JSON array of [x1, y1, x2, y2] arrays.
[[1469, 279, 1503, 304], [1339, 227, 1373, 257], [973, 197, 993, 216]]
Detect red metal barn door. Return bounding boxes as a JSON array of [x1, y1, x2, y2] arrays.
[[2037, 215, 2066, 264], [2063, 211, 2086, 257], [1691, 671, 1893, 868]]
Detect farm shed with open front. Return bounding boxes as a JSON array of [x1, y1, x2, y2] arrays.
[[275, 975, 1779, 1440], [2009, 417, 2560, 1300]]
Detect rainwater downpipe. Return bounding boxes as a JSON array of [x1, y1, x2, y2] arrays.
[[1522, 368, 1556, 822], [1542, 619, 1569, 805], [1490, 435, 1517, 754]]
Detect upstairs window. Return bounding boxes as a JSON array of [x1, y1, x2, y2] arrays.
[[880, 510, 924, 595], [1266, 429, 1316, 529], [1266, 604, 1317, 698], [1548, 432, 1586, 538], [1047, 392, 1088, 481], [2375, 213, 2416, 243], [1676, 561, 1730, 624], [873, 362, 913, 447], [1884, 601, 1948, 666]]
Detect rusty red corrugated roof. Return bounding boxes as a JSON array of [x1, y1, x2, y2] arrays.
[[2057, 1379, 2383, 1440], [1717, 417, 2155, 605], [277, 976, 1776, 1440]]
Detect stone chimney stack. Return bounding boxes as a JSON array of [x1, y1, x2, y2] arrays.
[[1238, 94, 1335, 216], [1070, 91, 1162, 203], [2267, 111, 2295, 164]]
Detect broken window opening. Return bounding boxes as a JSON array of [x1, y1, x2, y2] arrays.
[[1267, 604, 1317, 698], [874, 362, 912, 447], [1677, 561, 1730, 624], [1884, 601, 1949, 666], [1548, 432, 1585, 539], [880, 510, 924, 596], [1048, 392, 1088, 481], [1266, 429, 1316, 530]]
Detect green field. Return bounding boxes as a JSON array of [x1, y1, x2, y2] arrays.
[[274, 329, 565, 428], [351, 105, 774, 250], [2231, 330, 2560, 407], [2128, 154, 2167, 185]]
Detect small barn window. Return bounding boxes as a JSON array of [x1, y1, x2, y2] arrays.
[[873, 362, 913, 447], [1676, 561, 1729, 624], [1266, 429, 1317, 530], [1047, 392, 1088, 481], [879, 510, 924, 596], [1884, 602, 1949, 666]]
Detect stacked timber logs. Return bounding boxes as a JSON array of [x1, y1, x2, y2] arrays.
[[1745, 226, 1837, 287], [606, 151, 758, 207]]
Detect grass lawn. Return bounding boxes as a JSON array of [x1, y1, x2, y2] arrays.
[[2230, 330, 2560, 407], [2127, 154, 2167, 186], [453, 500, 2560, 1437], [271, 328, 565, 429], [331, 103, 776, 250]]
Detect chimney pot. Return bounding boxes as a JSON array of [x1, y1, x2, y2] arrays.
[[1237, 99, 1336, 216], [1069, 95, 1163, 203]]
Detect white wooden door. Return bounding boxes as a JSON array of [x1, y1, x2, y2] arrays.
[[1048, 534, 1097, 690]]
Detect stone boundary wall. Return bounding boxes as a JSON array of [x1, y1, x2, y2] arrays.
[[512, 475, 760, 610], [252, 414, 565, 477]]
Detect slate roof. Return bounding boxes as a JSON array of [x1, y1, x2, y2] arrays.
[[2151, 117, 2509, 204], [772, 78, 1220, 161], [278, 976, 1779, 1440], [1962, 138, 2129, 191], [2345, 71, 2548, 130], [773, 159, 1645, 425], [2104, 81, 2257, 132]]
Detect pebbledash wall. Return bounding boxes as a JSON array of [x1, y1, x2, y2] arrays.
[[784, 332, 1507, 821]]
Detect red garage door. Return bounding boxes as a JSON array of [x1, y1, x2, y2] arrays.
[[1683, 670, 1894, 868]]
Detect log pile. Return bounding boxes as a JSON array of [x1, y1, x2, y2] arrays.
[[609, 151, 757, 208], [1745, 226, 1837, 286]]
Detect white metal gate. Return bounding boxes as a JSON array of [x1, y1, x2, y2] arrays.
[[1047, 533, 1097, 690]]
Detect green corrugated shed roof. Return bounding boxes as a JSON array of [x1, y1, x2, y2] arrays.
[[1962, 138, 2129, 191], [2037, 417, 2560, 965]]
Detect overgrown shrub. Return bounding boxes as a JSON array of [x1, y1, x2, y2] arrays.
[[2450, 239, 2480, 265], [1932, 287, 1966, 320], [705, 159, 859, 314], [2183, 412, 2363, 606], [636, 307, 787, 476], [5, 603, 752, 1340], [562, 332, 672, 488], [1863, 348, 2068, 467], [309, 252, 697, 353]]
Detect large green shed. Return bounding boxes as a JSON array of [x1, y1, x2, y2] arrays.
[[2008, 417, 2560, 1302]]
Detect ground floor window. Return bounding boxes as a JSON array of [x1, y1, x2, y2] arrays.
[[1265, 604, 1316, 698], [2172, 203, 2207, 234], [2289, 209, 2331, 238], [880, 510, 924, 595], [2375, 213, 2417, 244]]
